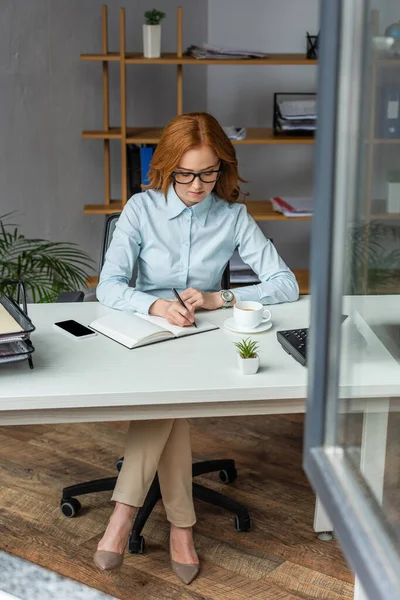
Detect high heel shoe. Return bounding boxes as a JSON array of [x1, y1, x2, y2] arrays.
[[93, 550, 124, 571], [171, 559, 200, 585]]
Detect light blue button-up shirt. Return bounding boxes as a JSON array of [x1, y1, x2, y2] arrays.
[[97, 185, 299, 313]]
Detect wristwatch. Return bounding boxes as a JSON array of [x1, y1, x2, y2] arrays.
[[220, 289, 234, 308]]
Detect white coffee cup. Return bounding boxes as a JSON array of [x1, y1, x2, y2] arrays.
[[233, 301, 271, 329]]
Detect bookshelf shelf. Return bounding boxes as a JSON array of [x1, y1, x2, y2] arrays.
[[86, 269, 310, 295], [244, 200, 312, 220], [84, 199, 312, 221], [373, 138, 400, 144], [83, 127, 315, 145], [80, 52, 317, 66]]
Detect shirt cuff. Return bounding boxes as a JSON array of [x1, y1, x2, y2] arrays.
[[130, 290, 160, 314], [231, 287, 253, 304]]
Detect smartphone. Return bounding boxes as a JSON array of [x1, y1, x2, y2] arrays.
[[53, 319, 97, 340]]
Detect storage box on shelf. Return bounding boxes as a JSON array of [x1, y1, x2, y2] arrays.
[[81, 5, 317, 294]]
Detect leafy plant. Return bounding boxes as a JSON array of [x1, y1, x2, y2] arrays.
[[144, 9, 166, 25], [234, 338, 259, 359], [346, 220, 400, 294], [0, 214, 94, 303]]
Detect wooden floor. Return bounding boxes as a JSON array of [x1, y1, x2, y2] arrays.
[[0, 415, 354, 600]]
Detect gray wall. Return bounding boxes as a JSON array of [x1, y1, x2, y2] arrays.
[[1, 0, 320, 275], [207, 0, 319, 269], [0, 0, 207, 272]]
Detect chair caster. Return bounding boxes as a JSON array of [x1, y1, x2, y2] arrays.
[[219, 467, 238, 484], [61, 498, 81, 518], [318, 531, 333, 541], [115, 458, 124, 472], [235, 515, 252, 532], [128, 534, 145, 554]]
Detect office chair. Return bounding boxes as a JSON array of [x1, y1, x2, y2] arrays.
[[60, 214, 251, 554]]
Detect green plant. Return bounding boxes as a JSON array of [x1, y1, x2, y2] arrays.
[[144, 9, 166, 25], [0, 214, 95, 303], [346, 220, 400, 294], [234, 338, 259, 359]]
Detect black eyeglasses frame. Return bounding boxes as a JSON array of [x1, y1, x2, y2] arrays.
[[171, 170, 221, 184]]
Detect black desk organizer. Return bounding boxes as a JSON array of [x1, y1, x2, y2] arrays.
[[273, 92, 316, 138], [0, 280, 35, 369], [306, 32, 319, 59]]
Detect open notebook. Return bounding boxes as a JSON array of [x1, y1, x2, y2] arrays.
[[89, 310, 218, 349]]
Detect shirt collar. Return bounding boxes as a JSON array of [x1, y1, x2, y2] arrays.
[[166, 184, 212, 227]]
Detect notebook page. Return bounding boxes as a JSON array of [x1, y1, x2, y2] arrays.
[[0, 304, 23, 335], [137, 313, 218, 337], [90, 310, 170, 349]]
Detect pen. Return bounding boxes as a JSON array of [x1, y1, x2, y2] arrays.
[[172, 288, 198, 328]]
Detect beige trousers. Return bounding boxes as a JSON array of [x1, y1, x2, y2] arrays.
[[111, 418, 196, 527]]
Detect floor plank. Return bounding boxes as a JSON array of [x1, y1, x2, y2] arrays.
[[0, 415, 354, 599]]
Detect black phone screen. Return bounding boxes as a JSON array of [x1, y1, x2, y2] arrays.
[[54, 320, 95, 337]]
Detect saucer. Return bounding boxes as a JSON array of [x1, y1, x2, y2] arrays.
[[223, 317, 273, 334]]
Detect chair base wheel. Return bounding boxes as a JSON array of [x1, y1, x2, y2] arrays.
[[235, 515, 252, 532], [128, 534, 145, 554], [61, 498, 81, 518], [115, 458, 124, 472], [219, 468, 238, 484]]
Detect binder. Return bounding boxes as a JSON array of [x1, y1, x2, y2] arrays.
[[140, 145, 156, 186], [126, 144, 142, 197]]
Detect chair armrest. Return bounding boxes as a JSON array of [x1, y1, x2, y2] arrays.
[[56, 291, 85, 303]]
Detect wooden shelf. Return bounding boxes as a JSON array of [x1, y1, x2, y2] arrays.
[[82, 128, 122, 140], [84, 200, 123, 214], [244, 200, 312, 220], [86, 268, 310, 294], [80, 52, 317, 66], [374, 138, 400, 144], [83, 127, 315, 145], [294, 269, 309, 295], [84, 199, 312, 220]]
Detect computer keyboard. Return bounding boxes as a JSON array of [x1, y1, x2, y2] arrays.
[[277, 316, 348, 367], [277, 328, 308, 366]]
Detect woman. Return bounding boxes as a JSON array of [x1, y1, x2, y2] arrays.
[[95, 112, 299, 584]]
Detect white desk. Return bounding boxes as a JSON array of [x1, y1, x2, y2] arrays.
[[0, 299, 312, 426], [1, 296, 399, 550]]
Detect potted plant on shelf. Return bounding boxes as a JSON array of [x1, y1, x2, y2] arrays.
[[143, 9, 166, 59], [0, 214, 94, 302], [234, 338, 260, 375]]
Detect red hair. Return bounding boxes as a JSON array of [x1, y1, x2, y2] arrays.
[[144, 112, 246, 202]]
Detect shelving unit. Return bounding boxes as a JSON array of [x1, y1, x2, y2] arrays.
[[365, 11, 400, 224], [81, 5, 317, 294]]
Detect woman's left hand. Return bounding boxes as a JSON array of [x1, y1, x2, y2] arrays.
[[180, 288, 223, 311]]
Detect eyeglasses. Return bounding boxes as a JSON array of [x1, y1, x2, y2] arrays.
[[171, 170, 221, 184]]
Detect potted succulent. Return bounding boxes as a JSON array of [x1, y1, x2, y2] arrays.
[[143, 9, 166, 59], [234, 338, 260, 375]]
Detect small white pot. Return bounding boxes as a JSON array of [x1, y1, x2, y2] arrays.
[[237, 353, 260, 375], [143, 24, 161, 58]]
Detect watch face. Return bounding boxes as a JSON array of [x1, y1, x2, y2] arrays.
[[222, 290, 234, 302]]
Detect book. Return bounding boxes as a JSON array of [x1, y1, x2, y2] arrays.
[[271, 196, 313, 217], [89, 310, 219, 349]]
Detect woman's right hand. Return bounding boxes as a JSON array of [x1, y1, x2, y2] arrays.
[[149, 299, 195, 327]]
